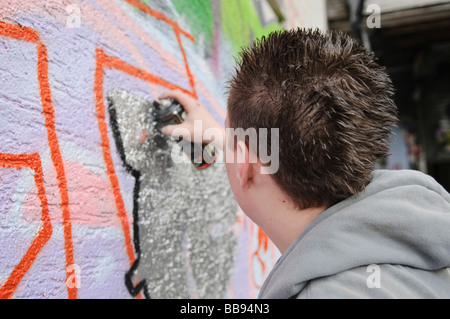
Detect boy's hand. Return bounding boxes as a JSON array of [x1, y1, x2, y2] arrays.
[[158, 90, 225, 150]]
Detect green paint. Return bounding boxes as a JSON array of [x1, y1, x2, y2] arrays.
[[171, 0, 214, 45], [169, 0, 282, 53], [221, 0, 282, 52]]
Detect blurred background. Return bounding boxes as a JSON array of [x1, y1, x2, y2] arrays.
[[326, 0, 450, 191], [273, 0, 450, 190]]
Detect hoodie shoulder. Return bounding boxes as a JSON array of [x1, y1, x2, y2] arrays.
[[297, 264, 450, 299], [371, 169, 450, 200], [259, 170, 450, 299]]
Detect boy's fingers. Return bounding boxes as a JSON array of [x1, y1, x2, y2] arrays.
[[161, 123, 191, 138], [161, 124, 177, 136], [158, 90, 197, 112], [161, 124, 195, 143]]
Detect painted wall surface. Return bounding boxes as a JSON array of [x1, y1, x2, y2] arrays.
[[0, 0, 286, 299], [279, 0, 327, 31]]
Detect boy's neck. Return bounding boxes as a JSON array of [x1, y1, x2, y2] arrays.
[[246, 175, 327, 255], [264, 201, 327, 255]]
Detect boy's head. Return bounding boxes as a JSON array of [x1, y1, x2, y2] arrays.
[[226, 28, 398, 210]]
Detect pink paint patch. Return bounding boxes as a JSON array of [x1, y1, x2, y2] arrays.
[[22, 160, 123, 228], [140, 129, 147, 143]]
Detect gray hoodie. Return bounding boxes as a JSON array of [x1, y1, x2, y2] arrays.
[[258, 170, 450, 299]]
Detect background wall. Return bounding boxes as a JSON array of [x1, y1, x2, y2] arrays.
[[279, 0, 328, 31], [0, 0, 327, 299], [0, 0, 288, 299]]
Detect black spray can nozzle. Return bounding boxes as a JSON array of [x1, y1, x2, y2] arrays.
[[152, 98, 186, 125], [152, 98, 217, 170]]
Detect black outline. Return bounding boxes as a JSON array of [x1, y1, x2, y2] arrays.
[[107, 95, 151, 299]]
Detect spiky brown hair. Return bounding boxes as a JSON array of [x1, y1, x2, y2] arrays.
[[227, 28, 398, 209]]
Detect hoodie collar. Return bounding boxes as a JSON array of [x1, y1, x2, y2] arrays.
[[258, 170, 450, 298]]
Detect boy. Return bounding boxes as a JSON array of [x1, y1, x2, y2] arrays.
[[159, 29, 450, 298]]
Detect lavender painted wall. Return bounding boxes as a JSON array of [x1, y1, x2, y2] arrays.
[[0, 0, 285, 298]]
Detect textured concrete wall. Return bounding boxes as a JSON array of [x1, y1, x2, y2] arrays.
[[279, 0, 327, 31], [0, 0, 286, 299]]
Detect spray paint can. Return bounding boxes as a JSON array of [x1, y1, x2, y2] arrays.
[[152, 98, 217, 170]]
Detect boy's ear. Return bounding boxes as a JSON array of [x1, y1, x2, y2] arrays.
[[236, 140, 252, 188]]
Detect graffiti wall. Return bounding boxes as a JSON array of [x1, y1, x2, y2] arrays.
[[0, 0, 286, 299]]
